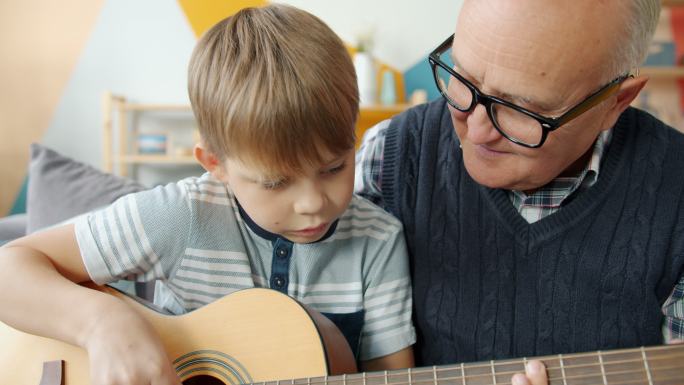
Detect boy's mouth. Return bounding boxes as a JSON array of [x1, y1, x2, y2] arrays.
[[292, 222, 329, 237]]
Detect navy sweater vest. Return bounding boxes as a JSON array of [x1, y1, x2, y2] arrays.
[[381, 99, 684, 365]]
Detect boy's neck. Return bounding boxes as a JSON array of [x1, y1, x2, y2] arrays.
[[235, 199, 338, 244]]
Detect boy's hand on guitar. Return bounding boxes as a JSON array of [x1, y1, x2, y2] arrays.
[[511, 360, 548, 385], [80, 299, 182, 385]]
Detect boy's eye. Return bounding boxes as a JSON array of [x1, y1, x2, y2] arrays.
[[261, 178, 288, 190], [323, 162, 346, 175]]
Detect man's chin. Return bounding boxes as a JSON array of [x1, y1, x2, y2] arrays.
[[470, 173, 513, 190], [462, 157, 517, 190]]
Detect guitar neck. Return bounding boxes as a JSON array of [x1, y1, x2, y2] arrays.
[[256, 345, 684, 385]]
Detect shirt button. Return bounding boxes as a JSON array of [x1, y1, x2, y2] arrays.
[[273, 276, 285, 288], [277, 248, 288, 258]]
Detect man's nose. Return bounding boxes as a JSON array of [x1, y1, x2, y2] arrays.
[[465, 103, 503, 145]]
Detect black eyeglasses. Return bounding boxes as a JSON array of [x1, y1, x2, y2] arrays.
[[428, 34, 630, 148]]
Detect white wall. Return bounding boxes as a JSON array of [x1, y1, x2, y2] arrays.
[[42, 0, 196, 171], [276, 0, 463, 71], [40, 0, 463, 185]]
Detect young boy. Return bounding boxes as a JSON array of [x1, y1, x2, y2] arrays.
[[0, 4, 414, 385]]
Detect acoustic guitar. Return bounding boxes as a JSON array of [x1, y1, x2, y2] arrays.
[[0, 285, 682, 385]]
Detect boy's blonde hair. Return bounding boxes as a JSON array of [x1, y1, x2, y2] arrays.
[[188, 4, 358, 175]]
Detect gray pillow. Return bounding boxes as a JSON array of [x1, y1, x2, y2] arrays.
[[0, 213, 27, 243], [26, 143, 146, 233]]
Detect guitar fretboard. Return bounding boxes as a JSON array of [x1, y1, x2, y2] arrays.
[[255, 345, 684, 385]]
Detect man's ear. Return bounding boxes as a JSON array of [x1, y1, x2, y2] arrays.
[[194, 143, 226, 179], [611, 75, 648, 119], [601, 74, 649, 130], [616, 75, 649, 111]]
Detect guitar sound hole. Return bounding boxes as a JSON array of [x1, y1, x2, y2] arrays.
[[182, 375, 226, 385]]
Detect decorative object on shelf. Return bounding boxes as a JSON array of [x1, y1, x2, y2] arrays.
[[354, 28, 376, 106], [645, 6, 676, 66], [409, 89, 428, 106], [645, 41, 676, 66], [380, 69, 397, 105], [174, 146, 194, 157], [354, 52, 376, 106], [137, 133, 168, 154], [631, 2, 684, 133]]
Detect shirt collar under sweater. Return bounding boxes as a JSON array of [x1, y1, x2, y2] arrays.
[[508, 129, 612, 223]]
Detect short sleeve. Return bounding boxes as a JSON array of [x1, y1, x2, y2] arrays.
[[74, 181, 192, 285], [359, 218, 416, 360]]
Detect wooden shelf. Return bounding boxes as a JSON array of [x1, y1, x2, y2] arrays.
[[103, 92, 200, 175], [640, 66, 684, 78], [122, 104, 192, 112], [119, 155, 197, 165], [662, 0, 684, 7], [104, 92, 413, 171], [356, 103, 412, 147]]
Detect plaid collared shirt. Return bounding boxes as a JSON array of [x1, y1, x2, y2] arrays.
[[355, 119, 684, 342], [509, 130, 609, 223]]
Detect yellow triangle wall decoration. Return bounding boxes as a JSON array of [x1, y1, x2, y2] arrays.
[[178, 0, 267, 38]]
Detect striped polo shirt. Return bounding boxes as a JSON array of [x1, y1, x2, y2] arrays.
[[74, 172, 415, 360]]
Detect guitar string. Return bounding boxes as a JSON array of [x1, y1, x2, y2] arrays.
[[350, 345, 681, 378], [251, 346, 681, 385], [343, 352, 679, 380], [253, 356, 682, 385], [258, 369, 683, 385], [267, 366, 681, 385], [338, 364, 677, 384]]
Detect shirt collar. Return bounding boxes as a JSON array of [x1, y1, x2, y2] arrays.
[[235, 199, 338, 244], [512, 128, 612, 209]]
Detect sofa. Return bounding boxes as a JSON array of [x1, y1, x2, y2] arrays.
[[0, 143, 153, 298]]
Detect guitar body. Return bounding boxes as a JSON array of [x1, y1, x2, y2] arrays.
[[3, 284, 682, 385], [0, 286, 356, 385]]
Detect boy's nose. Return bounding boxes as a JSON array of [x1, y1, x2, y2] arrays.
[[294, 186, 326, 215]]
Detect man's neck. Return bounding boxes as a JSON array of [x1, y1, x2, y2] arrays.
[[559, 144, 594, 178], [523, 142, 595, 196]]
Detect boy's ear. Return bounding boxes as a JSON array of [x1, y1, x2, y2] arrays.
[[194, 143, 227, 179]]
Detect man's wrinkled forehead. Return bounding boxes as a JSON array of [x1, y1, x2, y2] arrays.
[[453, 0, 623, 98], [456, 0, 624, 44]]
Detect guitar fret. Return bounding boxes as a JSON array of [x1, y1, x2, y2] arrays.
[[598, 350, 607, 385], [641, 346, 654, 385], [248, 345, 682, 385], [559, 354, 568, 385]]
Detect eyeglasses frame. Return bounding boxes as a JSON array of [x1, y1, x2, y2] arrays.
[[428, 34, 630, 148]]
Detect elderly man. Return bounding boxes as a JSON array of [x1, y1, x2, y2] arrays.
[[356, 0, 684, 382]]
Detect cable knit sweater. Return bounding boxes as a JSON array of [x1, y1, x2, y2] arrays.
[[381, 99, 684, 365]]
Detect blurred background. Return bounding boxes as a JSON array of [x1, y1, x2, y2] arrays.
[[1, 0, 684, 219], [0, 0, 462, 217]]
